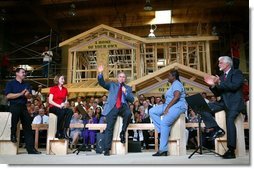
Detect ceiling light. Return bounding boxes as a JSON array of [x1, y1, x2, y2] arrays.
[[1, 9, 6, 23], [148, 24, 157, 38], [68, 3, 76, 16], [225, 0, 234, 6], [211, 26, 218, 36], [144, 0, 153, 11]]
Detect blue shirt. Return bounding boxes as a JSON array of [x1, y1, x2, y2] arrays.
[[165, 80, 187, 109], [5, 79, 31, 105]]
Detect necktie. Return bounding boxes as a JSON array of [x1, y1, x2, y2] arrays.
[[116, 83, 122, 109], [40, 116, 43, 124], [224, 73, 227, 81]]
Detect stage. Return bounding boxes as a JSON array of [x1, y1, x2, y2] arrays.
[[0, 149, 249, 165]]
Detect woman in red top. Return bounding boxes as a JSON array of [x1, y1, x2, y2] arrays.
[[49, 75, 73, 139]]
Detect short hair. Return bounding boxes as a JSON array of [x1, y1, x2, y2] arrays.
[[53, 74, 64, 85], [218, 56, 233, 67], [117, 72, 126, 78], [15, 67, 25, 73]]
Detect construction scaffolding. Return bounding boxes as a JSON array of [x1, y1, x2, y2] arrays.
[[6, 29, 60, 87]]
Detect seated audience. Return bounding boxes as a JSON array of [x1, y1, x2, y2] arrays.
[[82, 108, 98, 148], [32, 108, 49, 124], [69, 113, 83, 149]]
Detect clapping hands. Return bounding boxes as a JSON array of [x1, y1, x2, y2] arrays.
[[204, 75, 220, 86]]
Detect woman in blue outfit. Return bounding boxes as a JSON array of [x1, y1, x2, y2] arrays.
[[150, 70, 187, 156]]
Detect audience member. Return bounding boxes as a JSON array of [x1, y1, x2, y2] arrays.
[[82, 108, 98, 149], [242, 78, 249, 103], [69, 113, 83, 149], [187, 109, 198, 148], [201, 92, 209, 103], [32, 108, 48, 124]]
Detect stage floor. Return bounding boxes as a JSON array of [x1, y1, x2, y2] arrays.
[[0, 149, 250, 165]]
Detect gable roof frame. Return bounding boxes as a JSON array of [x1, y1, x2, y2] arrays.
[[69, 34, 136, 52]]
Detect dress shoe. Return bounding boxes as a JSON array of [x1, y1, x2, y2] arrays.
[[104, 150, 110, 156], [208, 128, 225, 141], [120, 132, 126, 144], [55, 133, 64, 139], [222, 149, 236, 159], [63, 128, 70, 139], [10, 135, 17, 143], [152, 151, 168, 156], [27, 150, 41, 154], [33, 148, 42, 154]]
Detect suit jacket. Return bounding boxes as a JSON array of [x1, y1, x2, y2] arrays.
[[210, 68, 245, 111], [98, 74, 134, 116]]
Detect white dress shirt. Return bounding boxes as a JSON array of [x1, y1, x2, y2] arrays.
[[32, 115, 49, 124]]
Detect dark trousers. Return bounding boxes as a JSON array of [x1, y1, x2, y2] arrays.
[[198, 102, 240, 149], [43, 61, 49, 77], [104, 104, 132, 150], [143, 130, 150, 148], [233, 57, 240, 69], [10, 104, 34, 151], [49, 107, 73, 133]]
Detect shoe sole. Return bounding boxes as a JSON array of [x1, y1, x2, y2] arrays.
[[208, 132, 225, 141]]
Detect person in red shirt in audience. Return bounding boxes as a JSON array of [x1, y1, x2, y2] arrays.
[[242, 79, 249, 103], [48, 74, 73, 139]]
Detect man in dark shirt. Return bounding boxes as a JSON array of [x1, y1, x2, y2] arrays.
[[5, 68, 41, 154]]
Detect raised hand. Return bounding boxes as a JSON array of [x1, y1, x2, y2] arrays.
[[98, 65, 104, 73]]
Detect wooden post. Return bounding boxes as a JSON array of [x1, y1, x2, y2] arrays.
[[179, 42, 183, 64], [136, 43, 141, 79], [34, 127, 39, 150], [111, 116, 126, 155], [154, 44, 158, 71], [154, 131, 158, 152], [168, 113, 186, 156], [73, 51, 77, 83], [205, 41, 211, 74], [67, 49, 73, 84], [215, 111, 246, 157], [46, 113, 68, 155], [97, 50, 109, 80]]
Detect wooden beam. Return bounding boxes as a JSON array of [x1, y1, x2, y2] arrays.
[[155, 77, 162, 82], [59, 24, 146, 47], [190, 76, 197, 81], [205, 41, 212, 74]]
